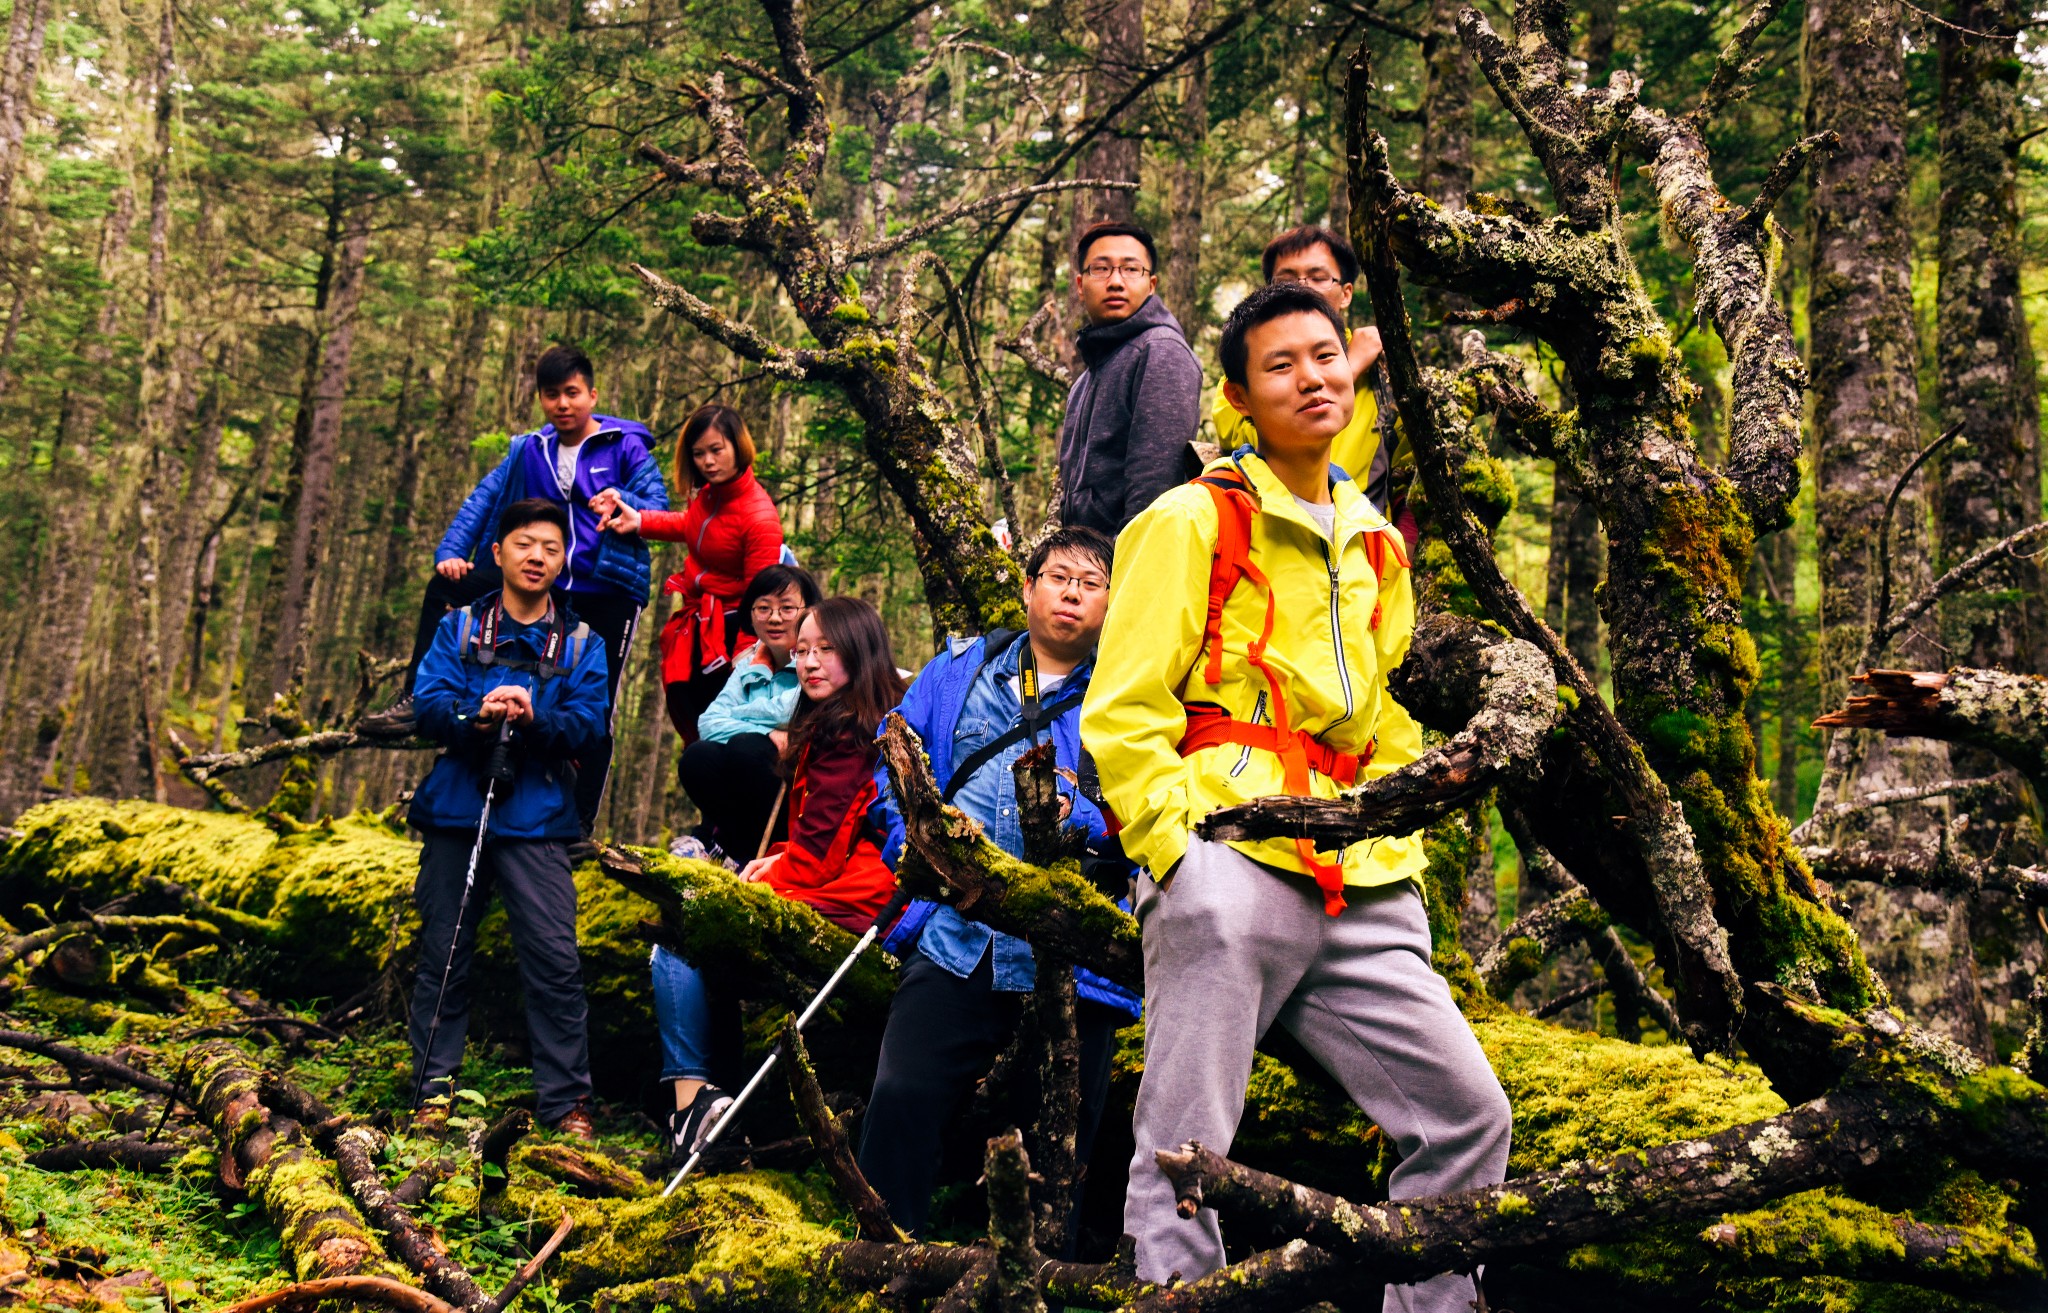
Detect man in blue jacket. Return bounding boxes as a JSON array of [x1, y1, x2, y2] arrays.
[[363, 344, 668, 839], [860, 525, 1139, 1239], [407, 498, 611, 1140]]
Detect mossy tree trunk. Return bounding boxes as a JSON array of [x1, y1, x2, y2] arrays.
[[1935, 0, 2046, 680], [1803, 0, 1984, 1055], [1347, 0, 1889, 1093], [627, 0, 1102, 636]]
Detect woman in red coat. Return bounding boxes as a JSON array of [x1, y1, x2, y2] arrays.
[[656, 596, 907, 1161], [596, 404, 787, 742]]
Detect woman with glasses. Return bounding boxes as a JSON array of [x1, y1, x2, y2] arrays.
[[594, 403, 787, 743], [654, 597, 907, 1167], [670, 563, 823, 865]]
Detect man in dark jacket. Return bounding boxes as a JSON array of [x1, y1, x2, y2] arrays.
[[361, 344, 668, 839], [407, 498, 610, 1140], [860, 526, 1139, 1242], [1057, 222, 1204, 535]]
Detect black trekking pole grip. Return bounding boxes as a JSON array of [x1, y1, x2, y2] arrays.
[[868, 884, 915, 937], [486, 717, 517, 785]]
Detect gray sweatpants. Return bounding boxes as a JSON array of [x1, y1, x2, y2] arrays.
[[1126, 837, 1511, 1312]]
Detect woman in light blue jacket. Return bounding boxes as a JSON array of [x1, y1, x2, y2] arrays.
[[672, 563, 822, 862]]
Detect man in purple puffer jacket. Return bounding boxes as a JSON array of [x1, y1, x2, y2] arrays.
[[361, 344, 669, 842]]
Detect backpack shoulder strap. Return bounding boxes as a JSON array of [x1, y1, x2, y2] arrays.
[[454, 605, 485, 666], [1190, 467, 1264, 689]]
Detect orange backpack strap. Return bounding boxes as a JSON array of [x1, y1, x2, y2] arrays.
[[1182, 467, 1351, 915]]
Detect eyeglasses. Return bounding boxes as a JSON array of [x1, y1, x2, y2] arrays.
[[751, 602, 804, 620], [1080, 262, 1153, 281], [1275, 271, 1345, 289], [1034, 570, 1108, 595]]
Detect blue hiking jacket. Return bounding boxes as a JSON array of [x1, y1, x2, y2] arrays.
[[408, 597, 611, 841], [436, 417, 670, 603], [873, 633, 1139, 1017]]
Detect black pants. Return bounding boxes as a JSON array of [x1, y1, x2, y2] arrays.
[[857, 948, 1122, 1241], [676, 732, 785, 859], [410, 829, 592, 1123], [662, 610, 742, 743], [402, 563, 641, 832]]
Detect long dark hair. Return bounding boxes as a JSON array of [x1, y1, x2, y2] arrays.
[[783, 597, 905, 775]]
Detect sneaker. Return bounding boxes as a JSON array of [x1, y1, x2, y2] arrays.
[[668, 1084, 734, 1163], [548, 1100, 598, 1142], [669, 834, 712, 861], [357, 694, 418, 737]]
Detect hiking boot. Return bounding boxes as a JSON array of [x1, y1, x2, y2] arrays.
[[549, 1100, 598, 1142], [410, 1100, 452, 1136], [668, 1084, 734, 1166], [668, 834, 712, 861], [358, 694, 418, 737]]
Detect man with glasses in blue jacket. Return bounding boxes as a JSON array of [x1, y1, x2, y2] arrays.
[[860, 526, 1138, 1242]]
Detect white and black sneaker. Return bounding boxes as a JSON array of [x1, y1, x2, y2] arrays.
[[668, 1084, 735, 1166]]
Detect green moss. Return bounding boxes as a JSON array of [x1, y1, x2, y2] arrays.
[[829, 300, 870, 324]]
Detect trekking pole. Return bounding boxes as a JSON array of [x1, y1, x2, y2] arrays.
[[410, 719, 517, 1111], [662, 884, 913, 1197]]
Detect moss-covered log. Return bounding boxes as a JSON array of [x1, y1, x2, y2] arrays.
[[186, 1040, 406, 1281]]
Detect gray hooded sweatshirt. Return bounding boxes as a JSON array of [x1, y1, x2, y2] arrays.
[[1056, 295, 1203, 536]]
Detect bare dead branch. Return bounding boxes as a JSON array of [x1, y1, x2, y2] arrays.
[[1198, 617, 1558, 848], [209, 1278, 455, 1313], [1115, 1241, 1344, 1312], [848, 180, 1139, 263], [1867, 425, 1965, 670], [1475, 885, 1598, 996], [1789, 774, 2017, 844], [0, 1030, 183, 1099], [1691, 0, 1794, 127], [1739, 130, 1838, 225], [983, 1130, 1046, 1313], [1874, 519, 2048, 660], [636, 142, 718, 186], [784, 1019, 905, 1243], [995, 302, 1072, 390], [1802, 842, 2048, 909], [1339, 0, 1425, 42], [1814, 668, 2048, 801], [487, 1213, 574, 1313], [178, 728, 423, 784], [630, 265, 817, 379]]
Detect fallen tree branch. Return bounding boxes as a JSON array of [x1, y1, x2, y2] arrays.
[[178, 730, 427, 783], [878, 713, 1141, 989], [784, 1019, 903, 1243], [1475, 886, 1600, 996], [0, 913, 223, 974], [0, 1030, 183, 1099], [1814, 668, 2048, 801], [332, 1125, 492, 1309], [1151, 999, 2048, 1293], [1199, 616, 1558, 847], [209, 1276, 456, 1313], [828, 1239, 1148, 1306], [1115, 1241, 1344, 1312], [27, 1133, 187, 1173], [487, 1212, 574, 1313], [1789, 774, 2017, 844], [982, 1130, 1045, 1313]]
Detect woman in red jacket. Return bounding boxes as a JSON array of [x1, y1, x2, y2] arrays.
[[657, 596, 907, 1162], [595, 403, 786, 742]]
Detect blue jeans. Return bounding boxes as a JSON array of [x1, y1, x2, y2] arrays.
[[651, 945, 716, 1083]]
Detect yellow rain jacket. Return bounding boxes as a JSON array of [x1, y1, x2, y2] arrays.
[[1081, 446, 1425, 899], [1213, 382, 1379, 483]]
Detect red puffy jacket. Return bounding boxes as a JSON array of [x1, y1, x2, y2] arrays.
[[755, 735, 895, 933], [644, 468, 786, 684]]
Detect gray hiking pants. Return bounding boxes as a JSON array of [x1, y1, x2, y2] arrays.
[[1125, 837, 1511, 1312], [411, 830, 593, 1123]]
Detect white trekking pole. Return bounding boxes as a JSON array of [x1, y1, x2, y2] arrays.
[[662, 885, 913, 1197], [411, 719, 516, 1110]]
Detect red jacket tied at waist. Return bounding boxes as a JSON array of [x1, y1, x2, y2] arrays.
[[646, 468, 786, 684]]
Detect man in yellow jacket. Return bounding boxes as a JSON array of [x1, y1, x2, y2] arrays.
[[1083, 282, 1509, 1312]]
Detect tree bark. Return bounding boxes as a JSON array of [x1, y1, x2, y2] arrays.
[[1161, 0, 1209, 330], [1080, 0, 1144, 227], [0, 0, 50, 218], [258, 196, 374, 715], [1935, 0, 2045, 677]]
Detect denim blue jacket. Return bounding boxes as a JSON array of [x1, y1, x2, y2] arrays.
[[874, 633, 1139, 1018]]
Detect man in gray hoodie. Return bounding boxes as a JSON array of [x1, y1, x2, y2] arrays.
[[1057, 222, 1204, 536]]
